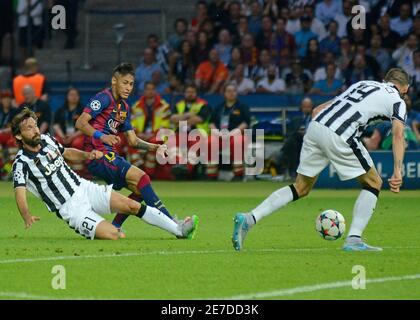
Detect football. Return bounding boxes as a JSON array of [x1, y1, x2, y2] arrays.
[[315, 210, 346, 241]]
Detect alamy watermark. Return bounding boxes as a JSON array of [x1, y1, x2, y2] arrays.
[[51, 265, 66, 290], [51, 5, 66, 30], [352, 265, 366, 290], [351, 5, 366, 30]]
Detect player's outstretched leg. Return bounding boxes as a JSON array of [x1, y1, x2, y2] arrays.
[[343, 168, 383, 252], [112, 193, 143, 229], [110, 191, 197, 239], [232, 174, 316, 251]]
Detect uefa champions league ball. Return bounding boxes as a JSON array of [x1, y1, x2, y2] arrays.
[[315, 210, 346, 241]]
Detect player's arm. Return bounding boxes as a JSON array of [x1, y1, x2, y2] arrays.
[[124, 129, 167, 156], [14, 187, 40, 229], [62, 148, 103, 162], [311, 98, 335, 118], [389, 119, 405, 193], [75, 112, 120, 146]]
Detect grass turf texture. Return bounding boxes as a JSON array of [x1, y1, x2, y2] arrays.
[[0, 181, 419, 300]]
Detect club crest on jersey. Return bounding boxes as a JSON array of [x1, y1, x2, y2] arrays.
[[90, 100, 101, 111]]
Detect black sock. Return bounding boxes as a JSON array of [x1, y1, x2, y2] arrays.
[[137, 205, 147, 218]]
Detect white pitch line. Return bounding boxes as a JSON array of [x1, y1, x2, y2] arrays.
[[1, 246, 419, 265], [0, 248, 333, 265], [207, 273, 420, 300], [0, 291, 93, 300]]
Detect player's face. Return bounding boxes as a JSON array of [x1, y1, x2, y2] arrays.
[[18, 117, 41, 147], [113, 73, 134, 100]]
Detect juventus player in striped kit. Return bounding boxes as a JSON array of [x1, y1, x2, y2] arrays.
[[11, 108, 196, 240], [233, 68, 410, 252]]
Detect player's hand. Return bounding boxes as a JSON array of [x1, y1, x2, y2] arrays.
[[388, 172, 402, 193], [100, 134, 120, 146], [89, 150, 103, 160], [155, 144, 168, 158], [23, 214, 40, 229]]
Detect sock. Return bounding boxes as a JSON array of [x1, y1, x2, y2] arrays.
[[137, 205, 182, 237], [347, 187, 379, 239], [138, 174, 173, 220], [112, 193, 143, 228], [250, 184, 299, 224]]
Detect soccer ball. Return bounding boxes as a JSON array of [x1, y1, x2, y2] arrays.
[[315, 210, 346, 241]]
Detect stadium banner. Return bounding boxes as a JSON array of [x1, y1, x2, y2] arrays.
[[316, 151, 420, 189]]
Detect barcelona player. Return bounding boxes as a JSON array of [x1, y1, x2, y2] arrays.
[[75, 63, 198, 238]]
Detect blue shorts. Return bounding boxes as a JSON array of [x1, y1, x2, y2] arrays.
[[87, 152, 131, 190]]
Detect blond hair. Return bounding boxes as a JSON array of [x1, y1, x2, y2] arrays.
[[384, 68, 410, 87]]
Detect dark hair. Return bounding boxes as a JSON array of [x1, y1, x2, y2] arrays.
[[144, 81, 156, 89], [174, 18, 188, 29], [196, 0, 207, 8], [11, 107, 38, 137], [64, 86, 81, 109], [147, 34, 159, 41], [112, 63, 135, 77], [184, 84, 198, 92]]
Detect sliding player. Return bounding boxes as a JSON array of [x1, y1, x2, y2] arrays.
[[232, 68, 410, 252], [75, 63, 198, 238], [12, 108, 195, 240]]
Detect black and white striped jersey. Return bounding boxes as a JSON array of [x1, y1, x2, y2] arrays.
[[12, 134, 82, 212], [313, 80, 407, 144]]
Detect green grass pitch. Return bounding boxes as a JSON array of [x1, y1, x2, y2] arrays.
[[0, 181, 419, 299]]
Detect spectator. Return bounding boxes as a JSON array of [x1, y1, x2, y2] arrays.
[[411, 12, 420, 38], [53, 87, 83, 149], [151, 70, 170, 95], [354, 44, 381, 80], [334, 0, 353, 38], [408, 50, 420, 98], [191, 1, 209, 33], [390, 3, 413, 37], [256, 64, 286, 94], [320, 20, 341, 56], [0, 0, 14, 66], [169, 40, 196, 85], [147, 34, 171, 75], [294, 15, 318, 58], [20, 85, 51, 134], [367, 34, 392, 76], [214, 29, 233, 66], [208, 83, 251, 180], [13, 57, 48, 106], [248, 0, 263, 36], [55, 0, 80, 49], [344, 54, 376, 86], [170, 84, 212, 178], [186, 30, 198, 48], [251, 49, 276, 82], [270, 17, 296, 68], [336, 36, 354, 73], [310, 63, 343, 96], [349, 27, 369, 47], [195, 48, 229, 94], [200, 18, 217, 46], [237, 15, 250, 42], [241, 33, 259, 68], [224, 1, 242, 38], [135, 48, 163, 93], [208, 0, 230, 32], [379, 13, 402, 52], [313, 52, 343, 81], [0, 90, 18, 179], [227, 46, 243, 72], [302, 38, 322, 75], [168, 75, 184, 95], [17, 0, 44, 60], [195, 31, 212, 66], [168, 18, 188, 51], [287, 5, 327, 40], [278, 97, 313, 179], [129, 82, 172, 177], [285, 59, 312, 94], [315, 0, 342, 25], [393, 33, 418, 74], [229, 64, 255, 94], [303, 4, 327, 40], [263, 0, 280, 20], [255, 15, 274, 50]]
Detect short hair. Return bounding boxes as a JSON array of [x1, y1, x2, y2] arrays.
[[11, 107, 38, 137], [144, 81, 156, 89], [184, 84, 198, 92], [24, 57, 38, 71], [384, 68, 410, 87], [112, 63, 135, 77], [174, 18, 188, 29], [147, 34, 159, 41]]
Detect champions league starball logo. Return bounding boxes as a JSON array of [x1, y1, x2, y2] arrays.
[[90, 100, 102, 111]]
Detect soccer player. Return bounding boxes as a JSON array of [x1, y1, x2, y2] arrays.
[[75, 63, 198, 236], [11, 108, 196, 240], [232, 68, 410, 252]]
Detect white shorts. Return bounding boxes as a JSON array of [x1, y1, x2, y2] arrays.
[[297, 121, 373, 181], [58, 180, 113, 240]]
